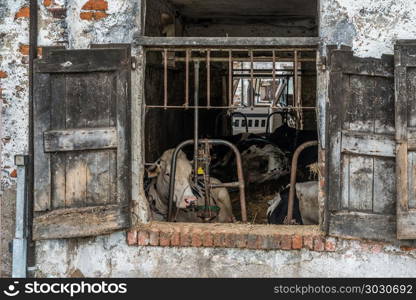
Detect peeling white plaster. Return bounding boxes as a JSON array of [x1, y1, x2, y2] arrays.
[[320, 0, 416, 57]]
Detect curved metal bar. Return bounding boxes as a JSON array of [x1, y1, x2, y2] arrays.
[[265, 111, 287, 134], [286, 140, 318, 224], [168, 139, 247, 222]]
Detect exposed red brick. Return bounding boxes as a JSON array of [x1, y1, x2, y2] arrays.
[[314, 236, 325, 252], [246, 234, 258, 249], [10, 169, 17, 178], [292, 235, 303, 250], [281, 235, 292, 250], [213, 231, 225, 247], [0, 71, 8, 79], [170, 228, 181, 247], [269, 235, 281, 250], [80, 11, 108, 20], [235, 233, 247, 248], [159, 230, 172, 247], [202, 231, 213, 247], [325, 238, 337, 252], [303, 236, 314, 250], [400, 245, 416, 252], [149, 228, 159, 246], [137, 230, 149, 246], [43, 0, 53, 7], [82, 0, 108, 11], [191, 229, 202, 247], [180, 228, 192, 247], [15, 6, 30, 19], [127, 230, 137, 245]]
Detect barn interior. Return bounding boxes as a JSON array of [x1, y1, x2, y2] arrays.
[[143, 0, 319, 224]]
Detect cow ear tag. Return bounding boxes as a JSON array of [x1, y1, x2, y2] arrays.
[[197, 167, 205, 175]]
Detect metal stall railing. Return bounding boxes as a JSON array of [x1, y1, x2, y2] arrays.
[[144, 46, 317, 223]]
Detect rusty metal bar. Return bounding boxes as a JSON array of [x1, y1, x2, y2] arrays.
[[228, 50, 233, 107], [168, 139, 247, 222], [272, 50, 277, 108], [164, 49, 168, 109], [171, 57, 316, 63], [146, 47, 317, 52], [286, 141, 318, 225], [207, 50, 211, 109], [250, 50, 254, 109], [145, 105, 316, 110], [294, 50, 298, 110], [193, 61, 200, 185], [185, 49, 190, 108]]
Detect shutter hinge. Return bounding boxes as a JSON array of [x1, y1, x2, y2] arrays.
[[131, 57, 137, 70]]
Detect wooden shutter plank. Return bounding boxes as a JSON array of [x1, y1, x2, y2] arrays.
[[395, 41, 416, 239], [34, 73, 52, 212], [341, 131, 395, 157], [33, 205, 129, 240], [33, 46, 130, 239], [50, 74, 67, 209], [373, 157, 396, 214], [329, 212, 396, 241], [44, 127, 117, 152], [348, 155, 374, 211], [116, 69, 130, 204], [328, 49, 397, 241]]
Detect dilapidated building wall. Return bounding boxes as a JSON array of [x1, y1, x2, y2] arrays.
[[2, 0, 416, 278]]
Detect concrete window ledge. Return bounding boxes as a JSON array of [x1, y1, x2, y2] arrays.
[[127, 222, 337, 252]]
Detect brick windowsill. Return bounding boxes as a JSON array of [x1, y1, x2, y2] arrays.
[[127, 222, 335, 252]]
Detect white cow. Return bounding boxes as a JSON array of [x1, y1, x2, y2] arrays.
[[146, 149, 235, 223]]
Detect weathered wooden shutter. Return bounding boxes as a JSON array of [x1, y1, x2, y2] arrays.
[[395, 40, 416, 239], [33, 46, 131, 240], [327, 48, 397, 241]]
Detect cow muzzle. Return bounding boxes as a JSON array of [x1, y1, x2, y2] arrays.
[[183, 196, 197, 208]]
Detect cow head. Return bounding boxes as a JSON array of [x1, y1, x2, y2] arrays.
[[147, 149, 198, 209]]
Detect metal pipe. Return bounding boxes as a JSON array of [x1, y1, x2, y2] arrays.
[[185, 49, 190, 108], [164, 49, 168, 109], [168, 139, 247, 222], [286, 141, 318, 224], [206, 50, 211, 109], [145, 105, 316, 110], [147, 47, 317, 52], [12, 155, 29, 278], [228, 50, 233, 107], [194, 61, 200, 185]]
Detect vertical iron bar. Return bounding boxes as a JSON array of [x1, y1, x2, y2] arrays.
[[207, 50, 211, 109], [164, 49, 168, 109], [294, 50, 299, 128], [194, 61, 200, 185], [185, 49, 190, 108], [250, 50, 254, 109], [228, 50, 233, 107], [272, 50, 277, 108]]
